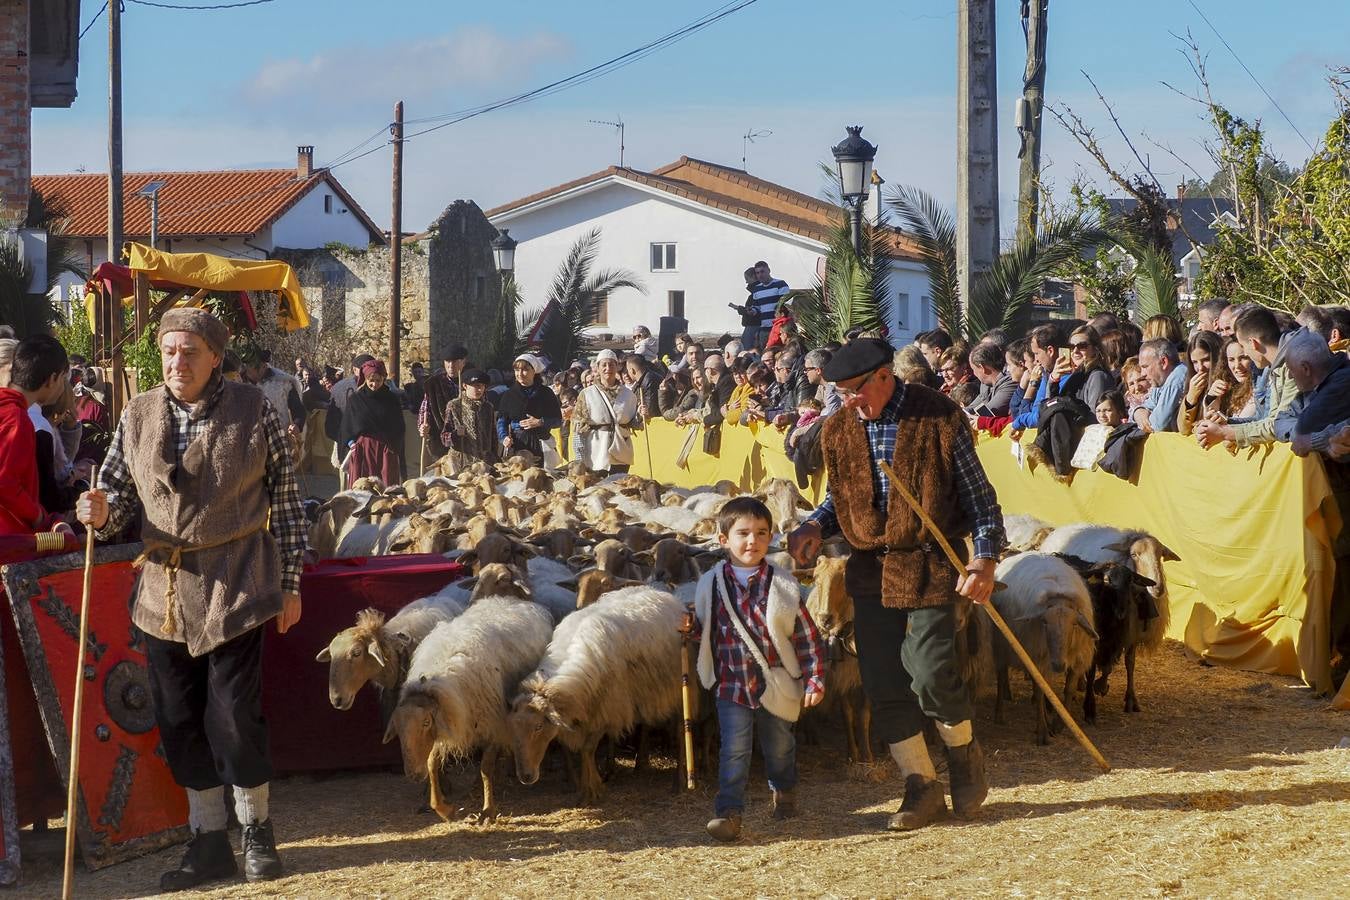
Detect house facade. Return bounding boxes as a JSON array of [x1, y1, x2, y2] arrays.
[[32, 147, 384, 316], [485, 157, 934, 343]]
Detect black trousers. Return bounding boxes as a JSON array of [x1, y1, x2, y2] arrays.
[[846, 551, 972, 745], [143, 625, 273, 791]]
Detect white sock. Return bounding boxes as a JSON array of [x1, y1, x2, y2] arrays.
[[888, 734, 937, 781], [935, 719, 973, 748], [186, 786, 228, 833], [233, 782, 269, 826]]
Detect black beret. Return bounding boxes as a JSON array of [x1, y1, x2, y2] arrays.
[[446, 344, 469, 361], [461, 368, 489, 386], [821, 337, 893, 383]]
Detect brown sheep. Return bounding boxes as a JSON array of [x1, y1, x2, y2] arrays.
[[561, 569, 646, 609], [754, 476, 815, 534], [633, 538, 720, 587], [463, 562, 533, 602], [802, 556, 871, 763], [458, 531, 536, 573]]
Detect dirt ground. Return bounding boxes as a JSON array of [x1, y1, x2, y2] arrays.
[[18, 642, 1350, 899]]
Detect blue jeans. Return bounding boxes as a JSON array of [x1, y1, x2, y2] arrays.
[[714, 698, 798, 816]]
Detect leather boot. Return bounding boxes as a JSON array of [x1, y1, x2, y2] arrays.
[[241, 819, 284, 882], [886, 774, 948, 831], [159, 829, 237, 892], [705, 811, 743, 842], [946, 738, 989, 819], [770, 789, 799, 820]]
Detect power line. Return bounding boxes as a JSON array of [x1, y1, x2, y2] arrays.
[[1185, 0, 1315, 153], [79, 1, 110, 41], [125, 0, 276, 9]]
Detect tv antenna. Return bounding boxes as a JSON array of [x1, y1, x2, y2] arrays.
[[589, 117, 625, 167], [742, 128, 772, 170]]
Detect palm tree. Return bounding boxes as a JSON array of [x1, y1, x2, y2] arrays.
[[0, 189, 87, 337], [521, 227, 644, 367], [888, 185, 1108, 339]]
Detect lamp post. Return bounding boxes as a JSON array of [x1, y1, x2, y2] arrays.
[[831, 125, 878, 257], [135, 180, 166, 249], [491, 228, 517, 277]]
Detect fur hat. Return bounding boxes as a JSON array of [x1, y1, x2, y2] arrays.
[[160, 307, 229, 355]]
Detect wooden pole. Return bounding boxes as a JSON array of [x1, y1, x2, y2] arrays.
[[389, 101, 404, 383], [61, 466, 100, 900], [107, 0, 123, 263], [877, 460, 1111, 773], [956, 0, 1000, 331], [679, 606, 698, 790], [1016, 0, 1049, 243]]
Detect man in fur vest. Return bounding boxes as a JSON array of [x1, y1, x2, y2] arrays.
[[787, 337, 1006, 831], [77, 308, 306, 891]]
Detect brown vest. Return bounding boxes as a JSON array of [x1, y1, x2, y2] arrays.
[[123, 378, 282, 655], [821, 384, 970, 609]]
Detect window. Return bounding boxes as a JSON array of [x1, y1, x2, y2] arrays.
[[324, 194, 333, 214], [586, 291, 610, 326], [668, 290, 685, 318], [650, 242, 677, 271]]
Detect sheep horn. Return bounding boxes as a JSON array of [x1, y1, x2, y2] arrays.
[[1075, 611, 1099, 642], [315, 646, 332, 663]]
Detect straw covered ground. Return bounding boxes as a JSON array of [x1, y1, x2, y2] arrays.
[[20, 642, 1350, 899]]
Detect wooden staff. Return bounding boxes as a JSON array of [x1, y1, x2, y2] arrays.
[[877, 460, 1111, 773], [678, 606, 698, 790], [63, 465, 100, 900]]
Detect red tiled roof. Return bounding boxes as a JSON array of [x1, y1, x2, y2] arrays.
[[485, 156, 922, 261], [31, 168, 384, 244]]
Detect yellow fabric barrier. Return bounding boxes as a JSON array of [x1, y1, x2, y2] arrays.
[[628, 419, 1339, 692], [127, 243, 312, 330]]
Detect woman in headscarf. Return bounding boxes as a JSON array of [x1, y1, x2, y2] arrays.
[[340, 359, 405, 486], [496, 353, 563, 464], [572, 349, 642, 474]]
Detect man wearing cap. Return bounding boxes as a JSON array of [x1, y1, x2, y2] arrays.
[[786, 337, 1005, 832], [418, 345, 470, 460], [572, 348, 642, 474], [76, 307, 306, 890], [439, 368, 499, 467]]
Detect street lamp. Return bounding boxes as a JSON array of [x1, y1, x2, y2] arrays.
[[491, 228, 517, 276], [831, 125, 878, 257], [135, 180, 166, 249]]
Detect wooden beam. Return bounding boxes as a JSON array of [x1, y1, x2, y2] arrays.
[[109, 282, 126, 422], [133, 272, 149, 341], [148, 288, 189, 322]]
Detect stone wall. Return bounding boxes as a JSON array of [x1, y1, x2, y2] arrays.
[[0, 0, 31, 226], [426, 200, 501, 361]]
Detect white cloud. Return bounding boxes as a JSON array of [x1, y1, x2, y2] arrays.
[[239, 25, 570, 112]]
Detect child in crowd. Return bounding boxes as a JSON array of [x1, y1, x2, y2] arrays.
[[787, 398, 822, 449], [1095, 391, 1127, 427], [692, 497, 827, 842], [1120, 357, 1151, 414], [440, 369, 500, 466]]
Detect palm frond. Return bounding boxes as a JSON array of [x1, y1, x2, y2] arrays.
[[887, 184, 961, 337], [1130, 245, 1181, 319], [533, 228, 644, 365]]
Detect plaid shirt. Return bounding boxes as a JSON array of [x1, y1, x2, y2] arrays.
[[96, 377, 307, 594], [806, 381, 1006, 559], [709, 562, 827, 710]]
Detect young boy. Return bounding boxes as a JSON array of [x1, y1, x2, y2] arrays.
[[693, 497, 826, 842], [439, 369, 499, 466]]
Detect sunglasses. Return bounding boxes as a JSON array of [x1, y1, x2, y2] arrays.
[[1069, 341, 1092, 350]]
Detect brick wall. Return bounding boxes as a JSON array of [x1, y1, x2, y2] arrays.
[[0, 0, 31, 227]]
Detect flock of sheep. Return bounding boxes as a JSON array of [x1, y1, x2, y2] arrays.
[[309, 456, 1180, 820]]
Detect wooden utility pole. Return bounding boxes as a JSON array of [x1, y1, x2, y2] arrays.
[[107, 0, 126, 417], [957, 0, 1000, 328], [389, 100, 404, 382], [1016, 0, 1048, 243]]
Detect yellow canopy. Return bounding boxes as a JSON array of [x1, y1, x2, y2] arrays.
[[127, 243, 311, 331]]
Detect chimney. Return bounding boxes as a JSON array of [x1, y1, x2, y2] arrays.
[[865, 169, 886, 225], [1176, 182, 1186, 201], [297, 145, 314, 178]]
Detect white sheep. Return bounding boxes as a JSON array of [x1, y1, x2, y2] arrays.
[[991, 552, 1098, 746], [506, 585, 686, 803], [384, 595, 554, 823], [1003, 513, 1054, 553]]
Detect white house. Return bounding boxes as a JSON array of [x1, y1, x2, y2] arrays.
[[485, 156, 934, 343], [32, 146, 384, 317]]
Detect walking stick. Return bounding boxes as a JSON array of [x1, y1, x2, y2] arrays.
[[63, 465, 99, 900], [877, 460, 1111, 773], [420, 435, 428, 476], [678, 606, 698, 790]]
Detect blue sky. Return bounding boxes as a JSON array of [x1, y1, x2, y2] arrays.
[[32, 0, 1350, 235]]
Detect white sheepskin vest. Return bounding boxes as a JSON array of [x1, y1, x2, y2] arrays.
[[694, 565, 804, 690], [580, 383, 638, 470]]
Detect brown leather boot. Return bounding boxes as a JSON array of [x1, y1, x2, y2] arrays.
[[946, 738, 989, 819], [770, 789, 799, 820], [886, 774, 948, 831], [706, 811, 743, 842]]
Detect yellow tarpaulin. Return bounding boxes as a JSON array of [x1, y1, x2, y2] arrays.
[[627, 419, 1339, 692], [125, 243, 311, 330]]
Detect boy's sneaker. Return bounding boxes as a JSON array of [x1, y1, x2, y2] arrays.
[[706, 812, 743, 842], [770, 789, 799, 820], [886, 774, 948, 831]]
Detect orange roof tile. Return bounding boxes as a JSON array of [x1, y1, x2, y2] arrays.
[[485, 156, 922, 262], [31, 168, 384, 244]]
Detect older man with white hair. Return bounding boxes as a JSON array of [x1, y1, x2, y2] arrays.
[[1276, 329, 1350, 452], [1133, 339, 1189, 433]]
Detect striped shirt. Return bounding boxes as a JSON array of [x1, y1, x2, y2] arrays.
[[806, 381, 1006, 560], [747, 278, 790, 328], [96, 377, 307, 594]]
